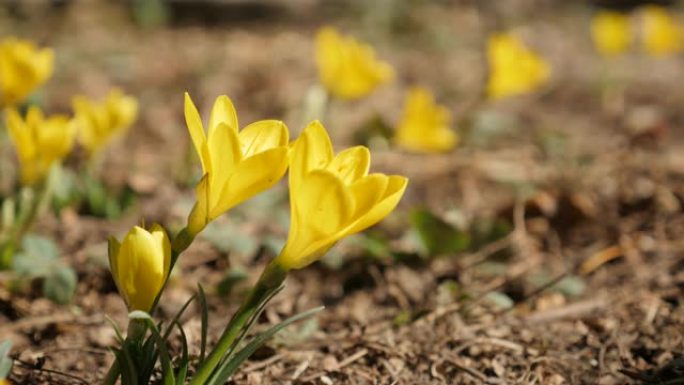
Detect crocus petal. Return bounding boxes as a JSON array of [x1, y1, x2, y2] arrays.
[[289, 120, 333, 189], [187, 175, 211, 236], [212, 147, 289, 217], [149, 223, 172, 280], [206, 122, 242, 212], [239, 120, 289, 158], [208, 95, 239, 134], [279, 170, 354, 270], [184, 92, 208, 171], [345, 175, 408, 235], [327, 146, 370, 184], [349, 173, 389, 218]]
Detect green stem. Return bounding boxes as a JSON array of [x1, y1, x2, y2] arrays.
[[189, 261, 287, 385]]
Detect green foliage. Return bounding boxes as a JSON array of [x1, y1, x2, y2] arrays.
[[0, 340, 13, 379], [13, 234, 77, 304], [83, 175, 136, 219], [410, 208, 471, 256]]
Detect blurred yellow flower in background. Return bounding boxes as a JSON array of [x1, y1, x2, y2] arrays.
[[275, 121, 407, 270], [0, 37, 54, 107], [487, 33, 551, 100], [184, 93, 290, 235], [591, 10, 632, 56], [315, 27, 394, 100], [72, 89, 138, 155], [641, 6, 683, 56], [395, 87, 457, 153], [5, 106, 76, 186], [108, 224, 170, 312]]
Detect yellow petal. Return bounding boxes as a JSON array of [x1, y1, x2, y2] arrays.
[[187, 175, 210, 236], [184, 92, 208, 171], [591, 11, 632, 56], [278, 169, 354, 269], [238, 120, 289, 158], [327, 146, 370, 184], [149, 223, 172, 280], [349, 173, 389, 218], [118, 226, 166, 311], [212, 147, 289, 217], [208, 95, 239, 134], [346, 175, 408, 235], [206, 122, 242, 213], [289, 120, 333, 190], [5, 108, 34, 160]]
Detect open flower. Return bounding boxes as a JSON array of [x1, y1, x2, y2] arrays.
[[315, 27, 394, 100], [184, 93, 290, 235], [72, 89, 138, 155], [591, 10, 632, 56], [5, 106, 76, 186], [487, 33, 550, 100], [641, 6, 683, 56], [275, 121, 407, 270], [108, 224, 171, 312], [0, 37, 54, 107], [395, 87, 457, 153]]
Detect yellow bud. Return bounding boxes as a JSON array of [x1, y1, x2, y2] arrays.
[[487, 33, 551, 100], [5, 106, 76, 186], [315, 27, 394, 100], [395, 87, 457, 153], [641, 6, 683, 57], [72, 88, 138, 155], [184, 93, 290, 235], [0, 36, 54, 107], [108, 224, 171, 312], [591, 10, 633, 56], [276, 121, 408, 270]]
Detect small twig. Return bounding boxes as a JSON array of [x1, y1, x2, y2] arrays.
[[524, 297, 608, 324], [15, 358, 89, 385], [241, 353, 282, 373], [337, 348, 368, 369]]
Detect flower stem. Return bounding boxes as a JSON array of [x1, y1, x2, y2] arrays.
[[189, 261, 287, 385]]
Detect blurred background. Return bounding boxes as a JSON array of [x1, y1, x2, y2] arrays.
[[3, 0, 684, 384]]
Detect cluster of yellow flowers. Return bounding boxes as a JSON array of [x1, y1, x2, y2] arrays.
[[591, 6, 683, 57], [1, 36, 138, 188], [315, 27, 550, 154], [109, 93, 408, 312]]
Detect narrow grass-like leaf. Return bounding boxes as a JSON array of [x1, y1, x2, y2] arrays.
[[198, 284, 208, 364], [0, 340, 13, 378], [104, 315, 125, 344], [162, 293, 197, 341], [130, 311, 176, 385], [206, 306, 324, 385], [174, 320, 189, 385]]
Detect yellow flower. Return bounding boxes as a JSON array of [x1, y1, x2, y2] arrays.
[[72, 89, 138, 155], [315, 27, 394, 100], [641, 6, 683, 56], [486, 33, 551, 100], [0, 37, 54, 107], [184, 93, 290, 235], [5, 106, 76, 186], [395, 87, 457, 153], [591, 10, 633, 56], [108, 224, 171, 312], [275, 121, 408, 270]]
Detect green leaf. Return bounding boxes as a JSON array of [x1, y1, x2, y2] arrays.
[[13, 235, 60, 277], [198, 284, 208, 364], [205, 307, 324, 385], [0, 340, 13, 378], [43, 265, 77, 304], [410, 208, 470, 257], [174, 321, 189, 385], [216, 268, 248, 297], [129, 312, 176, 385]]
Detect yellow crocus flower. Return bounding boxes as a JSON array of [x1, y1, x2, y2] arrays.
[[395, 87, 457, 153], [184, 93, 290, 235], [5, 106, 76, 186], [275, 121, 408, 270], [315, 27, 394, 100], [108, 224, 171, 312], [486, 33, 551, 100], [0, 37, 54, 107], [641, 6, 683, 56], [591, 10, 633, 56], [72, 89, 138, 155]]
